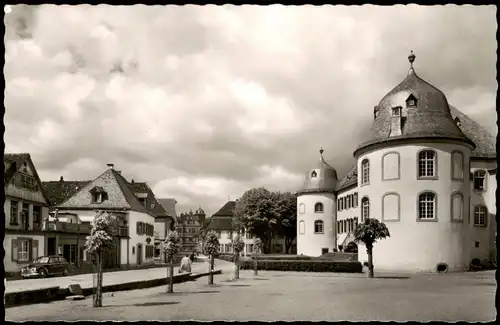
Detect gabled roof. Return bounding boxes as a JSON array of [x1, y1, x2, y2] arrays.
[[337, 164, 357, 192], [205, 200, 236, 231], [449, 106, 496, 159], [206, 217, 233, 231], [129, 182, 169, 218], [212, 201, 236, 218], [56, 168, 155, 218], [42, 180, 92, 208], [158, 198, 178, 218], [4, 153, 52, 205]]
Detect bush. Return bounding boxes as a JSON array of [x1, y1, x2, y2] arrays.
[[240, 259, 362, 273]]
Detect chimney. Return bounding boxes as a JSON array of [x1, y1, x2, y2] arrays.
[[389, 106, 402, 137], [107, 163, 114, 169], [131, 179, 135, 185], [60, 176, 64, 182]]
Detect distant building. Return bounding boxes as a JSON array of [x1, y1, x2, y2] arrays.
[[297, 52, 497, 273], [176, 208, 206, 253], [206, 201, 296, 255]]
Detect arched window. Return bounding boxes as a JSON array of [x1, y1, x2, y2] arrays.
[[473, 170, 486, 191], [314, 202, 324, 213], [311, 170, 317, 178], [418, 150, 436, 178], [418, 192, 436, 220], [361, 159, 370, 184], [299, 203, 305, 214], [298, 221, 305, 234], [314, 220, 324, 234], [451, 151, 464, 180], [361, 197, 370, 221], [474, 206, 487, 226]]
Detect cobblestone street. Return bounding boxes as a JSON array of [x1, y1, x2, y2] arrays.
[[6, 269, 496, 322]]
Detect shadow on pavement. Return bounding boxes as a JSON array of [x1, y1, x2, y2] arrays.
[[154, 291, 221, 296], [375, 276, 411, 279], [100, 301, 180, 308], [252, 278, 269, 281], [219, 284, 251, 287]]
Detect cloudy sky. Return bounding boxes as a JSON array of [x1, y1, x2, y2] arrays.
[[4, 4, 497, 216]]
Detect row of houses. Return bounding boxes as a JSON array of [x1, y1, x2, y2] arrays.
[[3, 153, 295, 274], [3, 154, 205, 274]]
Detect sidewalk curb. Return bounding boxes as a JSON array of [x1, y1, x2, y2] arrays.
[[4, 269, 223, 308]]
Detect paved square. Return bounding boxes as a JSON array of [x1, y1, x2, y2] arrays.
[[5, 269, 495, 321]]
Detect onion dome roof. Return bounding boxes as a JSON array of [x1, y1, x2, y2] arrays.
[[298, 147, 338, 195], [354, 51, 475, 156]]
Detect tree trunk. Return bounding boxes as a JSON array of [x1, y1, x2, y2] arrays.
[[208, 254, 214, 285], [253, 252, 258, 276], [93, 251, 103, 307], [168, 257, 174, 293], [234, 254, 240, 279], [366, 244, 374, 278]]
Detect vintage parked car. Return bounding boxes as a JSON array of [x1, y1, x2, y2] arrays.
[[21, 255, 70, 279]]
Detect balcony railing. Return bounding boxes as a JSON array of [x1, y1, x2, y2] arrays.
[[44, 221, 92, 234], [42, 222, 129, 237]]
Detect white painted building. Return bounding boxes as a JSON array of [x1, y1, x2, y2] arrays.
[[297, 52, 496, 273], [207, 201, 296, 255], [55, 164, 157, 267]]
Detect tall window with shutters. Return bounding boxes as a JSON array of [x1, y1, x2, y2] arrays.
[[11, 238, 38, 263]]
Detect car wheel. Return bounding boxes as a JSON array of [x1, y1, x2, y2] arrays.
[[38, 268, 48, 278], [63, 268, 69, 276]]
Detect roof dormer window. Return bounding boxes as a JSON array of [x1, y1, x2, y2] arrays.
[[406, 94, 417, 108], [311, 170, 317, 178], [89, 186, 107, 204], [392, 106, 402, 116]]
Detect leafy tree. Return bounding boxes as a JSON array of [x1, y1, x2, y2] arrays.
[[353, 218, 390, 278], [85, 211, 119, 307], [253, 238, 263, 276], [203, 230, 220, 285], [233, 188, 280, 253], [274, 191, 297, 253], [162, 231, 181, 293], [230, 235, 245, 280]]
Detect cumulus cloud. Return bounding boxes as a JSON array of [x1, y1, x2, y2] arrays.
[[4, 4, 496, 215]]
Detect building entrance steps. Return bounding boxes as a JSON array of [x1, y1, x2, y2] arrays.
[[5, 259, 235, 295]]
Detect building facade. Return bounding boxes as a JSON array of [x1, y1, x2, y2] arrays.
[[297, 52, 497, 273], [176, 208, 206, 253], [4, 154, 52, 273], [53, 164, 155, 267], [207, 201, 296, 255]]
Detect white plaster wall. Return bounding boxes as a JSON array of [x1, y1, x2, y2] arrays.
[[4, 234, 46, 272], [128, 211, 156, 265], [120, 238, 128, 265], [154, 221, 166, 240], [297, 192, 336, 256], [356, 142, 472, 272], [469, 160, 497, 264]]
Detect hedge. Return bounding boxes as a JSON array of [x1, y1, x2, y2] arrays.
[[239, 259, 363, 273], [249, 255, 313, 261]]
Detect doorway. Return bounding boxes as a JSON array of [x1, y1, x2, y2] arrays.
[[47, 237, 56, 256], [137, 244, 143, 265], [321, 248, 329, 255]]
